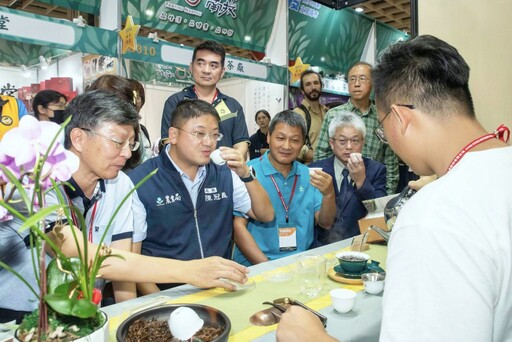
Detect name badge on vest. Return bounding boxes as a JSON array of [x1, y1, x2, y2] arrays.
[[215, 100, 236, 121], [278, 222, 297, 251]]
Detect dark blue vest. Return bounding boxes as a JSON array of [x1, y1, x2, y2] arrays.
[[128, 150, 234, 260]]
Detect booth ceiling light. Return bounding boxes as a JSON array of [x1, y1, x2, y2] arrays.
[[21, 64, 31, 78], [355, 7, 364, 12], [39, 55, 50, 70], [315, 0, 368, 10], [72, 15, 87, 28], [148, 32, 159, 43]]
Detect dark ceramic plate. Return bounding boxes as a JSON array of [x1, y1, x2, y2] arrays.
[[334, 264, 366, 279], [334, 260, 386, 279], [116, 303, 231, 342]]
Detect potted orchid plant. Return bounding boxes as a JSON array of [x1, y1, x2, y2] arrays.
[[0, 115, 152, 341]]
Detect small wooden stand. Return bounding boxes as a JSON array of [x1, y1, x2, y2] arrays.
[[350, 243, 369, 251]]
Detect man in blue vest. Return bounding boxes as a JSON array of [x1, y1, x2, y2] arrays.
[[130, 99, 273, 294]]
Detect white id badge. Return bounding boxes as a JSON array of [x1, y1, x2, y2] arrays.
[[278, 223, 297, 251]]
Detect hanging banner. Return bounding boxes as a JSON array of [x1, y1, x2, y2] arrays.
[[288, 2, 373, 73], [0, 40, 66, 67], [0, 7, 117, 57], [122, 0, 278, 53], [37, 0, 101, 16], [376, 22, 408, 59], [124, 37, 288, 85]]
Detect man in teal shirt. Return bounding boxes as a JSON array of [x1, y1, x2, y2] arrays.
[[314, 62, 399, 194], [233, 110, 336, 266]]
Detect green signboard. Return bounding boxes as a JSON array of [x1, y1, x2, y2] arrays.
[[0, 7, 117, 58], [123, 0, 278, 53], [38, 0, 101, 16], [127, 37, 288, 85]]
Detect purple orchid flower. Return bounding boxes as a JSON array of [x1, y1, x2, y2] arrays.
[[0, 115, 79, 187], [0, 205, 13, 222]]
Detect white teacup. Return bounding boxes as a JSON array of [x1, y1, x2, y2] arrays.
[[330, 288, 356, 313], [308, 167, 322, 176], [210, 149, 226, 165], [361, 273, 385, 295]]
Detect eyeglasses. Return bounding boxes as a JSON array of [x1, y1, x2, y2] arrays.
[[81, 128, 140, 151], [174, 127, 224, 142], [373, 104, 415, 144], [331, 137, 362, 146], [348, 76, 371, 84]]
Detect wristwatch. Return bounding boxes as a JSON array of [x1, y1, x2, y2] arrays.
[[240, 166, 256, 183]]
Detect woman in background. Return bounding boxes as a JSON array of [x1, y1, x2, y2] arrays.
[[129, 79, 153, 163], [88, 75, 151, 171], [32, 90, 67, 123], [248, 109, 271, 160]]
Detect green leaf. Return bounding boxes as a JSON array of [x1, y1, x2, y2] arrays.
[[70, 299, 97, 318], [47, 258, 81, 294]]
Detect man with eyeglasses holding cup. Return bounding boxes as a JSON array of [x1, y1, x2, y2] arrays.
[[129, 99, 273, 294], [314, 62, 399, 195], [309, 112, 386, 245]]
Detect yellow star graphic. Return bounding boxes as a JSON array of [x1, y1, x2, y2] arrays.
[[119, 16, 140, 54], [288, 57, 310, 84]]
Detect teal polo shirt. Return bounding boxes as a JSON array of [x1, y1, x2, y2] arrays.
[[233, 151, 322, 266]]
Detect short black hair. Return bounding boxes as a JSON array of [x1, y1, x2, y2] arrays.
[[170, 99, 221, 129], [373, 35, 474, 118], [299, 70, 322, 91], [32, 90, 67, 119], [64, 90, 139, 149], [192, 40, 226, 67], [269, 110, 306, 142]]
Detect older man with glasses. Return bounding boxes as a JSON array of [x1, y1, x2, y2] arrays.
[[309, 111, 387, 245], [1, 92, 258, 323], [314, 61, 399, 195]]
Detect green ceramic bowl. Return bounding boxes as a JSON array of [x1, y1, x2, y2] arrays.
[[336, 251, 370, 273]]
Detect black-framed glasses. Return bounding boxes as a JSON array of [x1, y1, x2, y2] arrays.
[[374, 104, 415, 144], [174, 127, 224, 142], [80, 128, 140, 151]]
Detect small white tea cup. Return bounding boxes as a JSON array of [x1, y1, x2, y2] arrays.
[[210, 149, 226, 165], [330, 288, 356, 313], [308, 167, 323, 176]]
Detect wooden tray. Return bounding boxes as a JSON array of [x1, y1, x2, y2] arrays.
[[327, 266, 363, 285]]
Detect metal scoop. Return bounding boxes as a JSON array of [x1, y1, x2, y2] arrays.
[[249, 303, 290, 326], [273, 297, 327, 327]]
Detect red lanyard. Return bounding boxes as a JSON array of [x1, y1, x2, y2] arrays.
[[269, 174, 298, 223], [447, 124, 510, 172], [65, 193, 99, 243], [193, 87, 218, 104]]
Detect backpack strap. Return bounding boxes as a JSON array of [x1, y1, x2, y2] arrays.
[[139, 123, 151, 142], [298, 104, 312, 148]]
